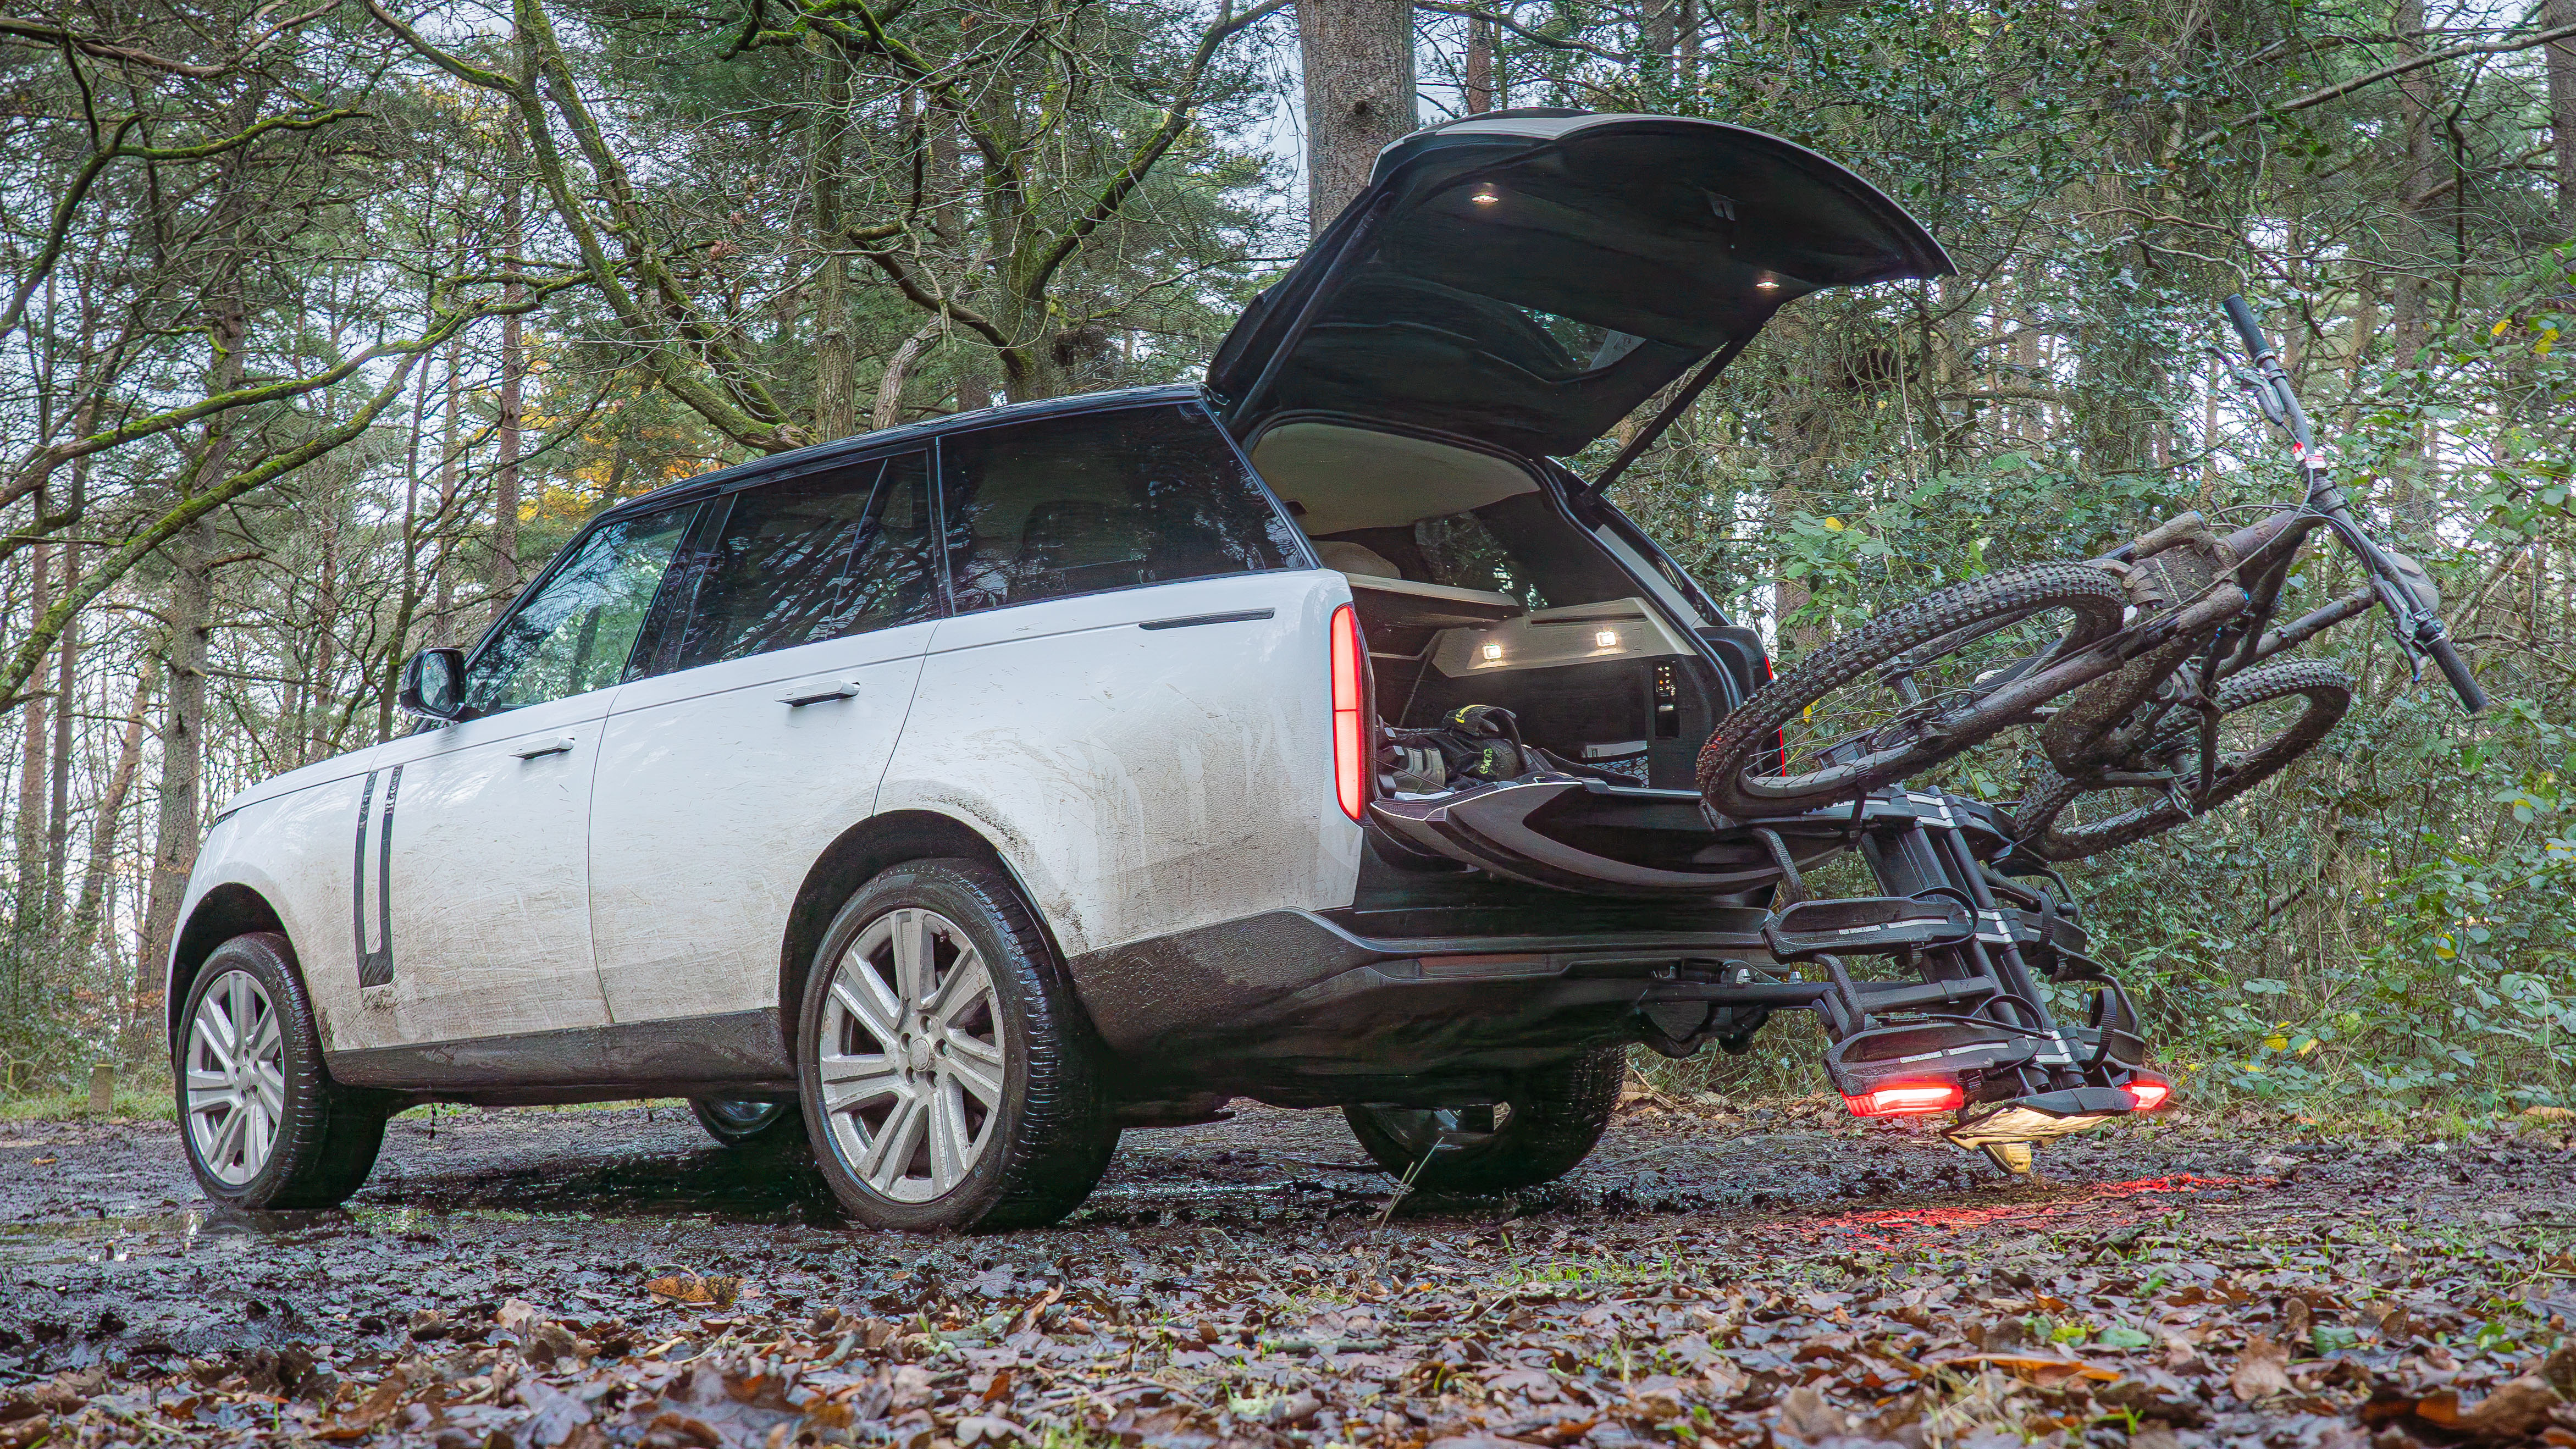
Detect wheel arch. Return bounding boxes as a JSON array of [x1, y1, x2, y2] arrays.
[[167, 882, 288, 1050], [777, 809, 1085, 1064]]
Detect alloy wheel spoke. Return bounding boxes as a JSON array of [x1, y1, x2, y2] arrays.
[[939, 1039, 1004, 1107], [864, 1093, 927, 1191], [247, 1006, 282, 1064], [252, 1062, 287, 1118], [208, 1098, 249, 1168], [891, 910, 937, 1010], [927, 1081, 975, 1191], [819, 1053, 904, 1113], [927, 955, 991, 1028], [195, 1001, 236, 1072], [831, 967, 904, 1046]]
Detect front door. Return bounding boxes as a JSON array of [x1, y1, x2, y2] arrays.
[[588, 452, 942, 1027], [360, 505, 696, 1047]]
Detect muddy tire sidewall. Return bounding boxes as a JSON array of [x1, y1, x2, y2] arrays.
[[796, 858, 1115, 1232]]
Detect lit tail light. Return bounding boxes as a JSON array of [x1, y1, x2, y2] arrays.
[[2124, 1077, 2171, 1111], [1330, 604, 1367, 822], [1843, 1082, 1963, 1117]]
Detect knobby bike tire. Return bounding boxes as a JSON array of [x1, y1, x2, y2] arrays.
[[2013, 658, 2352, 862], [1696, 562, 2130, 819]]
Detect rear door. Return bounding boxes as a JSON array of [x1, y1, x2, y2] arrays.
[[875, 402, 1335, 1031], [587, 452, 941, 1026]]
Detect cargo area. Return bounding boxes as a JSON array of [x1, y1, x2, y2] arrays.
[[1252, 421, 1792, 905]]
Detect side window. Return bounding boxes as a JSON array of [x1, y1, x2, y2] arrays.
[[465, 507, 694, 716], [669, 451, 938, 672], [936, 405, 1301, 613]]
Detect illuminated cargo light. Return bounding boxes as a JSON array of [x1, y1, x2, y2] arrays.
[[1843, 1082, 1964, 1118], [1594, 629, 1620, 648], [1481, 641, 1505, 661]]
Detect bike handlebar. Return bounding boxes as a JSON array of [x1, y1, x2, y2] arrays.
[[2220, 293, 2489, 717], [2223, 294, 2273, 364], [2424, 633, 2490, 714]]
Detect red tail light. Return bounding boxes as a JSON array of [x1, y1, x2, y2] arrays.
[[1330, 604, 1367, 822], [1843, 1082, 1964, 1117], [2124, 1077, 2171, 1111]]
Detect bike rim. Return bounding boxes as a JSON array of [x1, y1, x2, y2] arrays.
[[1750, 604, 2091, 799], [184, 969, 286, 1187], [2043, 675, 2343, 850], [815, 907, 1007, 1203]]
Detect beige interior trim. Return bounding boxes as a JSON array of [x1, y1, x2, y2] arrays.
[[1252, 422, 1538, 534]]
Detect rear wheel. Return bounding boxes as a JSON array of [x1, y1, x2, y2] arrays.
[[1697, 563, 2129, 818], [1343, 1046, 1624, 1193], [2014, 659, 2350, 861], [689, 1098, 804, 1149], [796, 858, 1118, 1231], [174, 932, 386, 1210]]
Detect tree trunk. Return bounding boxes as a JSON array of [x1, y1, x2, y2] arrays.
[[433, 332, 463, 646], [2387, 0, 2445, 531], [491, 127, 527, 622], [1300, 0, 1417, 235], [88, 666, 153, 1043], [46, 538, 76, 930], [1464, 16, 1495, 113], [2547, 0, 2576, 235], [14, 526, 49, 929], [810, 51, 860, 441], [875, 317, 944, 430]]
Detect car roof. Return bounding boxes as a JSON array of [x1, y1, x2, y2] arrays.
[[595, 382, 1208, 523]]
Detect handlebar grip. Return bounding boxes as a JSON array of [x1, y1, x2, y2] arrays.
[[2222, 294, 2270, 361], [2424, 633, 2489, 714]]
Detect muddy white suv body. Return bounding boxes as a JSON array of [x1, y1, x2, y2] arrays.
[[167, 113, 1961, 1228]]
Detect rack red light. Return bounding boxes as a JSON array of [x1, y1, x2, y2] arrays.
[[1843, 1082, 1964, 1117], [2124, 1079, 2171, 1111]]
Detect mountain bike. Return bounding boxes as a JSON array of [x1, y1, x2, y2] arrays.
[[1696, 295, 2487, 846]]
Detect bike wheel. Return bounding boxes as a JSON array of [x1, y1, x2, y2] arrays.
[[2013, 659, 2351, 862], [1696, 562, 2130, 818]]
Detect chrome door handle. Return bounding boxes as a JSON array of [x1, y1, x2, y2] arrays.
[[512, 736, 577, 759], [778, 679, 863, 707]]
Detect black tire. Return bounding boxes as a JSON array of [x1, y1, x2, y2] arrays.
[[1342, 1046, 1624, 1193], [1698, 562, 2129, 818], [795, 858, 1117, 1231], [2014, 659, 2351, 861], [172, 932, 386, 1210], [689, 1098, 805, 1150]]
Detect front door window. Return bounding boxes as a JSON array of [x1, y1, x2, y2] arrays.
[[466, 508, 694, 716]]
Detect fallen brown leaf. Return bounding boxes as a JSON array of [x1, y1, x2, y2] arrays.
[[645, 1273, 742, 1308], [1922, 1352, 2121, 1384], [2229, 1335, 2293, 1401], [314, 1367, 411, 1442]]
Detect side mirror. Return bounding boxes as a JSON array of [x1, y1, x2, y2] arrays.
[[398, 648, 467, 721]]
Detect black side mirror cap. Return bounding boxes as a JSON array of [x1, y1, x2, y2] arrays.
[[398, 648, 467, 721]]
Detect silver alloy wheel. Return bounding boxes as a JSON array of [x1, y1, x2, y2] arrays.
[[184, 969, 286, 1186], [700, 1099, 789, 1131], [814, 907, 1007, 1203]]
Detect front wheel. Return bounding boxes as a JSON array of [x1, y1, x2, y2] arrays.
[[2013, 659, 2351, 861], [1343, 1046, 1624, 1193], [795, 858, 1118, 1231], [1697, 563, 2130, 818], [174, 932, 386, 1209]]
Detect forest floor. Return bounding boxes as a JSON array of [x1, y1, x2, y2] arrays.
[[0, 1097, 2570, 1449]]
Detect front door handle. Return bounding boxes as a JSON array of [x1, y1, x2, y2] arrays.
[[513, 736, 578, 760], [778, 679, 863, 707]]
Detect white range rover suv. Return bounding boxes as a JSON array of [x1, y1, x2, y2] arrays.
[[167, 112, 1964, 1230]]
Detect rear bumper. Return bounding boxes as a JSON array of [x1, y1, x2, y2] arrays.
[[1069, 904, 1788, 1100]]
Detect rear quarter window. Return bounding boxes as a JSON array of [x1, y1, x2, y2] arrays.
[[937, 404, 1303, 612]]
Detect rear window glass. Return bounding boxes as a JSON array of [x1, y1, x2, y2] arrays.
[[936, 405, 1301, 613]]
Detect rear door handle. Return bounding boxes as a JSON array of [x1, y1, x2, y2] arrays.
[[778, 678, 863, 707], [513, 736, 577, 760]]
